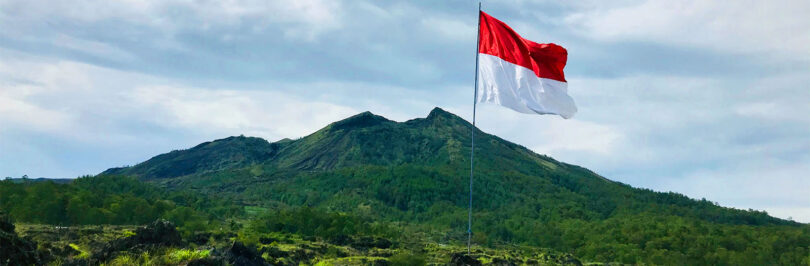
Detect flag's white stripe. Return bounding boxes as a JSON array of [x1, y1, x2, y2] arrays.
[[477, 53, 577, 119]]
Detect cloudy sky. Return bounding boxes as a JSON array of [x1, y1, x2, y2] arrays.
[[1, 0, 809, 222]]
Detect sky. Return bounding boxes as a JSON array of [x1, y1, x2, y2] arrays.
[[1, 0, 809, 222]]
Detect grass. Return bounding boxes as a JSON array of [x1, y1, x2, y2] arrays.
[[68, 243, 90, 259], [388, 251, 427, 266], [167, 248, 211, 264], [102, 249, 210, 266], [106, 254, 138, 266], [121, 229, 136, 238], [313, 256, 389, 266], [245, 206, 269, 216]]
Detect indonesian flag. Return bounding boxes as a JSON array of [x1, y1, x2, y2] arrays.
[[477, 11, 577, 119]]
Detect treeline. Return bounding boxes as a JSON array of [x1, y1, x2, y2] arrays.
[[248, 207, 397, 241], [3, 171, 808, 264], [466, 211, 810, 265], [0, 175, 240, 234], [232, 164, 810, 265]]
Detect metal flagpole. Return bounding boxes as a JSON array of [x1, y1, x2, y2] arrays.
[[468, 0, 481, 255]]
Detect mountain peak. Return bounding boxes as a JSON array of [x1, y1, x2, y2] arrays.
[[196, 135, 265, 148], [427, 107, 452, 119], [425, 107, 471, 127], [329, 111, 394, 131]]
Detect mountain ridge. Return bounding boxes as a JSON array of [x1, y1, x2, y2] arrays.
[[101, 107, 795, 227], [105, 107, 557, 178], [103, 135, 278, 179]]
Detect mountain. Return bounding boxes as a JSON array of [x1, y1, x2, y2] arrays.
[[105, 108, 501, 175], [103, 135, 278, 179], [99, 107, 808, 264], [102, 107, 788, 223]]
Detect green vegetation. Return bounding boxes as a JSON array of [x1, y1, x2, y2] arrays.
[[3, 108, 810, 265], [10, 217, 575, 265], [0, 175, 239, 236], [68, 243, 90, 259], [166, 248, 210, 264], [388, 251, 427, 266], [103, 135, 276, 180], [248, 207, 396, 241]]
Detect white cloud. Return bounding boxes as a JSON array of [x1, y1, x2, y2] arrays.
[[0, 0, 345, 41], [0, 48, 361, 145], [0, 90, 74, 133], [0, 58, 94, 136], [52, 34, 138, 63], [421, 16, 476, 42], [565, 0, 810, 61], [128, 85, 359, 140], [660, 157, 810, 222], [732, 73, 810, 123], [457, 105, 623, 156]]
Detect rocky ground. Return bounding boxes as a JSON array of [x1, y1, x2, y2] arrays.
[[3, 214, 586, 265], [1, 212, 42, 265]]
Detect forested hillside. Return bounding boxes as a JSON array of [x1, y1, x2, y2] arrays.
[[0, 175, 237, 236], [3, 108, 809, 265]]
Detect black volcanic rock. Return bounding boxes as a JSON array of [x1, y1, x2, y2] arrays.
[[130, 219, 183, 246], [351, 236, 393, 250], [449, 253, 482, 266], [90, 219, 182, 262], [0, 212, 42, 266], [0, 212, 12, 232], [222, 241, 268, 266]]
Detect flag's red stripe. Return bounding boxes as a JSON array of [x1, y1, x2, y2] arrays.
[[478, 11, 567, 83]]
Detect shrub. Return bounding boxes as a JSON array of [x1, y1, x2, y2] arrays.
[[388, 251, 426, 266]]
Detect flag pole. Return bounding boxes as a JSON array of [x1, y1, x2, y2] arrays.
[[468, 0, 481, 255]]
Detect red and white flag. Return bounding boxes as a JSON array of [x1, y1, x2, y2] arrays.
[[477, 11, 577, 119]]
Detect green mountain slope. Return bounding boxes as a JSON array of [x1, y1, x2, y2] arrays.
[[99, 107, 809, 264], [104, 107, 790, 225], [103, 136, 277, 179]]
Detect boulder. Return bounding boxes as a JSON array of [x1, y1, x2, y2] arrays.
[[449, 252, 482, 266], [330, 234, 352, 246], [261, 246, 289, 258], [130, 219, 183, 246], [187, 257, 224, 266], [289, 248, 315, 263], [222, 241, 268, 266], [559, 254, 582, 266], [0, 212, 42, 265], [90, 219, 183, 262], [258, 236, 278, 244], [372, 258, 390, 266], [539, 253, 582, 266], [190, 232, 212, 245], [490, 257, 517, 266], [0, 212, 14, 232]]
